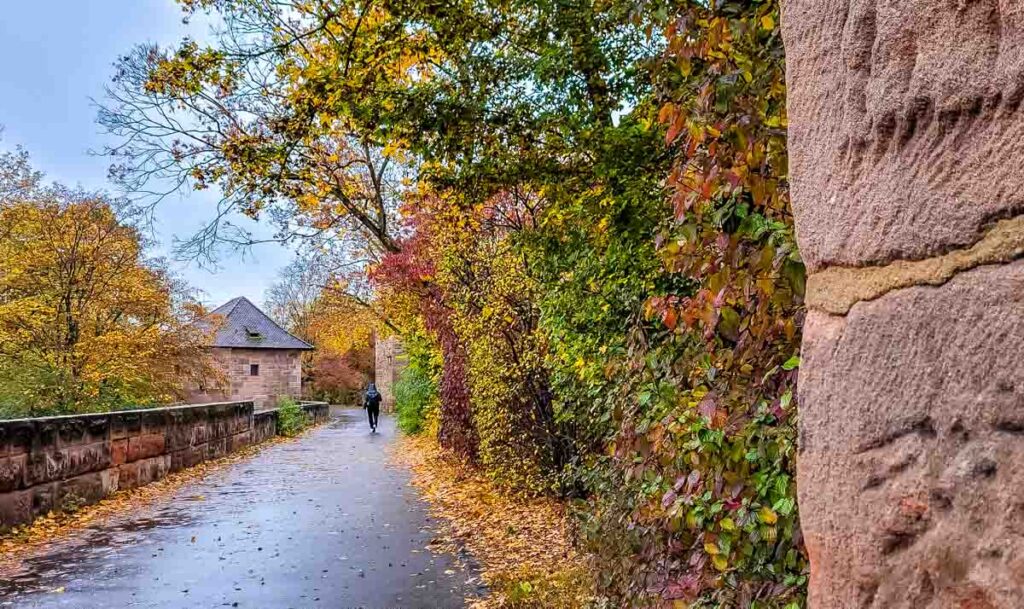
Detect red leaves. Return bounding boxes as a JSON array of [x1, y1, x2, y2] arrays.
[[662, 306, 679, 330]]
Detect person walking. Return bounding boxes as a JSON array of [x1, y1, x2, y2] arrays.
[[364, 382, 382, 432]]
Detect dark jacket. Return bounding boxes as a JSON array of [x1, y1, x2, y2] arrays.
[[364, 384, 382, 409]]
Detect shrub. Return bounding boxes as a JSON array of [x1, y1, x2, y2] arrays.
[[394, 364, 436, 435], [275, 397, 310, 437]]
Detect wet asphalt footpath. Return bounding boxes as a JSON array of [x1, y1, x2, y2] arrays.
[[0, 408, 481, 608]]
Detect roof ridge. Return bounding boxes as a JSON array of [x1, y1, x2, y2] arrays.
[[211, 296, 243, 316]]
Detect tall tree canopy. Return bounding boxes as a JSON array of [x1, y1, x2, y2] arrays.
[[0, 152, 219, 417]]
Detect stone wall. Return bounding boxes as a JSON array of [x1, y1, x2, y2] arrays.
[[374, 335, 406, 412], [783, 3, 1024, 606], [0, 400, 329, 530], [187, 348, 303, 409]]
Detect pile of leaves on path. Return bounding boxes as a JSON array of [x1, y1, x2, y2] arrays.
[[0, 437, 288, 572], [393, 434, 593, 608]]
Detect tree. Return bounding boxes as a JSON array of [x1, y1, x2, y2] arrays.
[[0, 153, 219, 417], [99, 7, 414, 263], [264, 255, 377, 402]]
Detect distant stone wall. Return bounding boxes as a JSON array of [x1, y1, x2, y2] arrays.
[[374, 335, 407, 412], [0, 400, 329, 530], [187, 348, 303, 409]]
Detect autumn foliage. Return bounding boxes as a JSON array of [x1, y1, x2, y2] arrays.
[[104, 0, 807, 606], [264, 258, 377, 404], [0, 151, 219, 417]]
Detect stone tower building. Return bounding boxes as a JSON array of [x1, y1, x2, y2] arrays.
[[374, 335, 406, 412]]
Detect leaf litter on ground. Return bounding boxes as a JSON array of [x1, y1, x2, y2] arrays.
[[391, 434, 594, 608]]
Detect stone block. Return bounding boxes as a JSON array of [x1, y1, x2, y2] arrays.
[[0, 455, 26, 493], [84, 416, 110, 444], [0, 488, 32, 529], [798, 261, 1024, 607], [117, 461, 140, 490], [207, 437, 228, 460], [117, 456, 168, 490], [191, 422, 210, 447], [56, 417, 87, 446], [111, 439, 128, 465], [141, 410, 168, 435], [170, 445, 207, 471], [783, 0, 1024, 272], [4, 421, 34, 456], [138, 455, 168, 486], [166, 422, 192, 451], [24, 442, 111, 487], [229, 431, 251, 453], [127, 433, 166, 462], [58, 470, 114, 508], [32, 421, 57, 453], [31, 482, 58, 518], [110, 412, 141, 440]]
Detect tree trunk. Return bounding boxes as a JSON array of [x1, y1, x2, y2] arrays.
[[783, 1, 1024, 606]]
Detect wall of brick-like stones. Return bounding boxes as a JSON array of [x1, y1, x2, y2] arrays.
[[187, 348, 304, 409], [0, 400, 329, 530], [374, 335, 406, 413]]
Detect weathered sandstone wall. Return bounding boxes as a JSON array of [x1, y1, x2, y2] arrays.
[[375, 335, 407, 413], [187, 348, 304, 409], [0, 401, 329, 530], [783, 1, 1024, 607]]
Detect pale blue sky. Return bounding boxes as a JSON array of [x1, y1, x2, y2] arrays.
[[0, 0, 293, 308]]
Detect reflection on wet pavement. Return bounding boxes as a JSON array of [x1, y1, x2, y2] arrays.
[[0, 409, 480, 608]]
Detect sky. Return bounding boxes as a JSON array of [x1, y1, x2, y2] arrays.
[[0, 0, 294, 308]]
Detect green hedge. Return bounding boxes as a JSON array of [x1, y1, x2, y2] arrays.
[[394, 365, 437, 435]]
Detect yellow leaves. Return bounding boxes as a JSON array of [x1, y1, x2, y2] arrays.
[[679, 56, 692, 77], [393, 434, 593, 608], [704, 539, 730, 571], [760, 14, 775, 31], [381, 139, 408, 160], [0, 195, 216, 413], [758, 506, 778, 525]]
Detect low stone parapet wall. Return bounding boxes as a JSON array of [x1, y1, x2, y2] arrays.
[[299, 401, 330, 425], [0, 400, 330, 529]]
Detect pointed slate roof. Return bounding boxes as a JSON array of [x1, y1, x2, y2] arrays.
[[208, 296, 314, 350]]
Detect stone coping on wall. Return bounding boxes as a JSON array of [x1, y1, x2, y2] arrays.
[[0, 400, 255, 426]]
